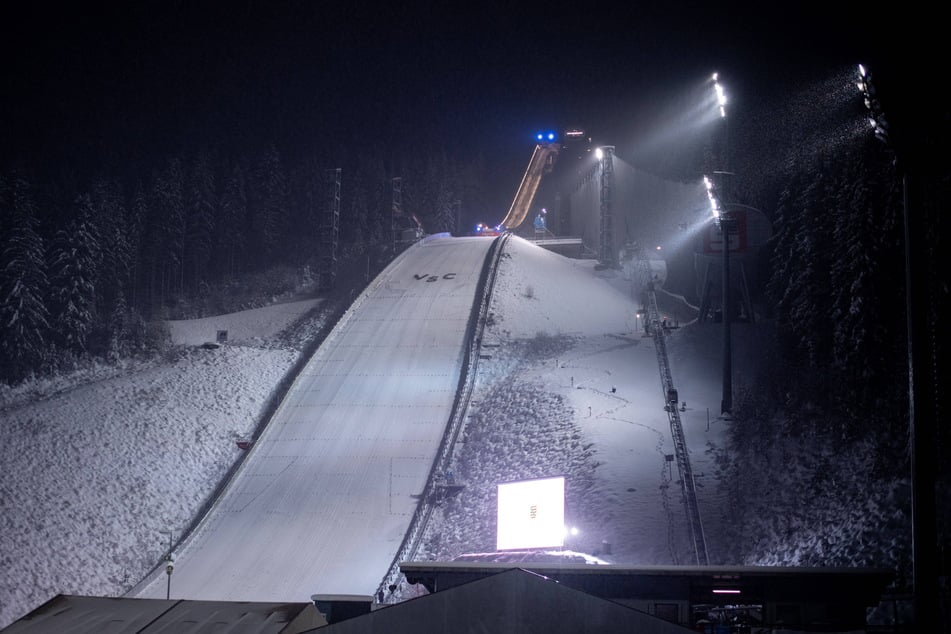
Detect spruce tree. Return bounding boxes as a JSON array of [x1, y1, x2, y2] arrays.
[[151, 158, 186, 308], [287, 157, 324, 270], [46, 194, 100, 356], [217, 162, 248, 281], [127, 181, 148, 313], [89, 177, 130, 348], [0, 175, 51, 382], [251, 145, 289, 269], [186, 149, 217, 298]]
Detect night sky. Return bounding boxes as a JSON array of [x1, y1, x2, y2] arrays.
[[0, 1, 937, 196]]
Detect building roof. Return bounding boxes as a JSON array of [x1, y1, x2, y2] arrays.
[[0, 595, 326, 634], [399, 561, 894, 629], [314, 567, 692, 633]]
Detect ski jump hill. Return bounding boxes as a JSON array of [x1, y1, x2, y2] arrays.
[[131, 234, 496, 602]]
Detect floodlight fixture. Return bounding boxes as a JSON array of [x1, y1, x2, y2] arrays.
[[711, 71, 727, 117], [703, 174, 721, 219], [856, 63, 889, 144]]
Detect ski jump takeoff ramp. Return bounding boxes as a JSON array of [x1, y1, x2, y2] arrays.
[[131, 234, 495, 602]]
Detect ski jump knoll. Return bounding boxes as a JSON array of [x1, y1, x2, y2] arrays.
[[131, 234, 495, 602]]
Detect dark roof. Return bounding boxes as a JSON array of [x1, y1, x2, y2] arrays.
[[0, 595, 326, 634], [314, 568, 692, 634], [401, 561, 894, 607]]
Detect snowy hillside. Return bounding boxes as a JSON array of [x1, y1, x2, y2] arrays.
[[418, 237, 731, 567], [0, 299, 324, 627], [0, 235, 901, 629]]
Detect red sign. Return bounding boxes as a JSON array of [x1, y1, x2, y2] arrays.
[[702, 209, 748, 254]]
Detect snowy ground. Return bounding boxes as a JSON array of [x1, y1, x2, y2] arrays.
[[0, 299, 322, 627], [0, 236, 744, 628], [417, 239, 734, 569]]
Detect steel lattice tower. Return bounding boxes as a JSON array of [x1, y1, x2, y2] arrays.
[[598, 146, 616, 268], [391, 176, 403, 253], [320, 168, 341, 291]]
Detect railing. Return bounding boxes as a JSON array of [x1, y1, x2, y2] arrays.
[[644, 273, 709, 566], [500, 143, 559, 230], [376, 233, 511, 601]]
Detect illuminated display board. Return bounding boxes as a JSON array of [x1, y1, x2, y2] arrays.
[[496, 476, 565, 550]]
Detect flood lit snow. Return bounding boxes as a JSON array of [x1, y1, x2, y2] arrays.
[[0, 234, 789, 627]]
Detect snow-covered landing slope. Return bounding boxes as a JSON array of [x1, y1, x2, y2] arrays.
[[417, 235, 709, 567], [130, 235, 494, 602]]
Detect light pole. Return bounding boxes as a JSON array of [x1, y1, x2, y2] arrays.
[[596, 146, 616, 269], [706, 74, 734, 415], [719, 211, 734, 416], [160, 530, 174, 600], [704, 175, 733, 415], [711, 73, 730, 194], [858, 62, 938, 629]]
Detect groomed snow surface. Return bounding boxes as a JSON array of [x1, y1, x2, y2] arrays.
[[1, 234, 738, 627], [130, 235, 495, 602]]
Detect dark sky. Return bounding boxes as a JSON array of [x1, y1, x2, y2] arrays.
[[0, 1, 936, 194]]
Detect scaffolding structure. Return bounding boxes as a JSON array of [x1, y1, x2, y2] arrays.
[[320, 168, 341, 291], [390, 176, 402, 253], [598, 146, 616, 268], [644, 271, 709, 565]]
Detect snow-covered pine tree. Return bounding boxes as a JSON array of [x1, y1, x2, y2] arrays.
[[251, 145, 289, 269], [127, 181, 148, 314], [767, 155, 809, 357], [0, 174, 50, 383], [89, 178, 131, 348], [186, 149, 217, 298], [46, 194, 100, 356], [783, 153, 836, 369], [148, 158, 186, 311], [363, 156, 389, 247], [216, 161, 248, 281], [286, 156, 323, 269]]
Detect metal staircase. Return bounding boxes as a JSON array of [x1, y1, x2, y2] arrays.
[[644, 277, 709, 565]]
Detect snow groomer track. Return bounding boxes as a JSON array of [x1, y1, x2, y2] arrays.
[[131, 234, 497, 602]]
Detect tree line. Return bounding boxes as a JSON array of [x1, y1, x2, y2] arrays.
[[710, 68, 951, 585], [729, 72, 912, 461], [1, 145, 485, 385]]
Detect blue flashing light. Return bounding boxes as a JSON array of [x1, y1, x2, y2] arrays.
[[547, 132, 555, 141]]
